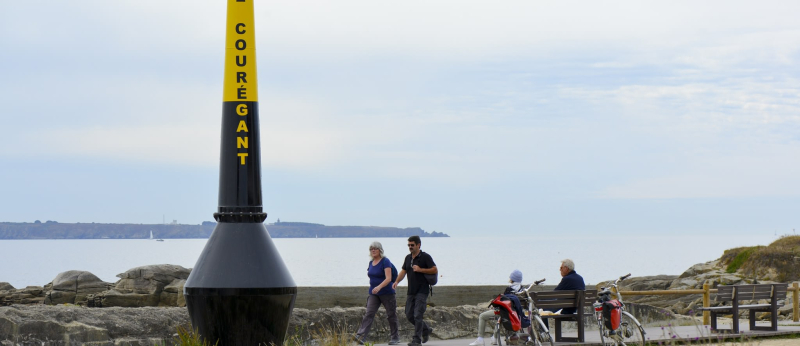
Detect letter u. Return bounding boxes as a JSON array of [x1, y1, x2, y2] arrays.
[[236, 55, 246, 67]]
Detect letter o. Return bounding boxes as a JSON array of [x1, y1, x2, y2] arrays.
[[236, 104, 248, 116], [235, 39, 246, 50]]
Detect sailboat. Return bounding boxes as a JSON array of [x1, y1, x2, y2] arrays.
[[151, 230, 164, 242]]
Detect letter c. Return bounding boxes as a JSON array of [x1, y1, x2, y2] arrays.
[[236, 23, 246, 34]]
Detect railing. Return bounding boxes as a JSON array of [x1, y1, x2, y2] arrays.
[[617, 282, 800, 324]]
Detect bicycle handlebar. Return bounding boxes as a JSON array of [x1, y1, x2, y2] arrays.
[[613, 273, 631, 285], [534, 278, 546, 285]]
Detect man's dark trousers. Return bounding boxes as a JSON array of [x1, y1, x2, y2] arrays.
[[405, 292, 431, 344]]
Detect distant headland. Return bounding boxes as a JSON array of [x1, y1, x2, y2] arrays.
[[0, 220, 449, 239]]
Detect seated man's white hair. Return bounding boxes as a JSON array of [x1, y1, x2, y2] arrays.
[[561, 259, 575, 271]]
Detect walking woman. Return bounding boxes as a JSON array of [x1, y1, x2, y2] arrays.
[[355, 241, 400, 345]]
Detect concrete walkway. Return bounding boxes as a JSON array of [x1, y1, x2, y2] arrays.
[[373, 321, 800, 346]]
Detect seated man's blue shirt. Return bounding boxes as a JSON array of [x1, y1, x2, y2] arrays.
[[555, 271, 585, 314]]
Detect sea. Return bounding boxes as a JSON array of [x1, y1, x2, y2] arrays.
[[0, 234, 778, 289]]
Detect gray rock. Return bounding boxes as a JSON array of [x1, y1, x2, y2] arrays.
[[160, 279, 186, 307], [96, 265, 191, 307], [0, 283, 13, 291], [44, 270, 112, 305], [1, 286, 46, 306], [0, 304, 187, 345], [678, 260, 719, 278], [114, 264, 190, 294]]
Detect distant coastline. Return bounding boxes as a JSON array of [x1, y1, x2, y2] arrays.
[[0, 220, 449, 239]]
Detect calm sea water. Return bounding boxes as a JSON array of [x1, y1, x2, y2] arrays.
[[0, 234, 776, 289]]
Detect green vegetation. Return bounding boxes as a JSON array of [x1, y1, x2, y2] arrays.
[[720, 235, 800, 281], [158, 326, 218, 346], [722, 246, 762, 273]]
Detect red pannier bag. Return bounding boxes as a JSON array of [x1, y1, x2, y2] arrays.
[[602, 299, 623, 330], [490, 294, 521, 332]]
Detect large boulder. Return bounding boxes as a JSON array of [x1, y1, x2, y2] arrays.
[[0, 283, 13, 291], [43, 270, 111, 305], [101, 264, 191, 307]]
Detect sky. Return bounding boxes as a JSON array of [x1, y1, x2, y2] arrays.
[[1, 1, 799, 237]]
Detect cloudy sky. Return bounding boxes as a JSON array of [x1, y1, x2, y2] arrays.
[[1, 1, 798, 237]]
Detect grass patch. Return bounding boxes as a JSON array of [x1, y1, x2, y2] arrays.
[[718, 236, 800, 281], [158, 326, 219, 346], [724, 247, 761, 273]]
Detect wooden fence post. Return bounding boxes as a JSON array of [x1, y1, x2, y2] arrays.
[[702, 281, 710, 325], [793, 282, 798, 322]]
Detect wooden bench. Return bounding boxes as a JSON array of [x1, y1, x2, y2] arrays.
[[530, 289, 597, 342], [698, 283, 788, 333]]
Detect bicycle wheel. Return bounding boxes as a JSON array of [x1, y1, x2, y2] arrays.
[[619, 311, 645, 346], [493, 318, 503, 346], [532, 316, 554, 346], [596, 317, 607, 346]]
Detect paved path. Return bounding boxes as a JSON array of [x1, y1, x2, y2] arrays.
[[372, 321, 800, 346]]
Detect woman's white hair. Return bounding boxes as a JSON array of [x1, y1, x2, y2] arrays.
[[561, 258, 575, 271], [369, 241, 385, 258]]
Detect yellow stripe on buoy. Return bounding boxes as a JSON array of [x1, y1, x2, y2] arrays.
[[223, 0, 258, 102]]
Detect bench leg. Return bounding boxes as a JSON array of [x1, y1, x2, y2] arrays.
[[732, 308, 739, 334], [710, 311, 718, 331], [749, 310, 757, 331], [771, 305, 778, 331], [577, 317, 584, 342], [554, 320, 562, 342]]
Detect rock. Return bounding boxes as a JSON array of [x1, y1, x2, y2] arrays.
[[0, 286, 46, 306], [0, 283, 13, 291], [678, 260, 719, 278], [101, 264, 191, 307], [115, 265, 190, 293], [44, 270, 112, 305], [100, 290, 159, 307], [616, 275, 678, 292], [161, 279, 186, 307], [0, 304, 188, 345]]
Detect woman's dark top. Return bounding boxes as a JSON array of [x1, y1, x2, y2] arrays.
[[368, 257, 395, 296]]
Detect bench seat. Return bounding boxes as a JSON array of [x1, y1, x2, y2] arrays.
[[701, 304, 771, 311]]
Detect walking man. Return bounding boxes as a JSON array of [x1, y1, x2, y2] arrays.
[[393, 235, 437, 346]]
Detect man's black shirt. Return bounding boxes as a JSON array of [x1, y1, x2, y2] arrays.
[[402, 251, 436, 295]]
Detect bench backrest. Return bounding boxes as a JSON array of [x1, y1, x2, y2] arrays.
[[531, 289, 598, 311], [714, 284, 788, 302]]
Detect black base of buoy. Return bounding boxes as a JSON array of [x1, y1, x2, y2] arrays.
[[184, 222, 297, 346], [185, 287, 296, 345]]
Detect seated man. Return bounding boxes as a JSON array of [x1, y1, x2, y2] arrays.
[[542, 259, 585, 328]]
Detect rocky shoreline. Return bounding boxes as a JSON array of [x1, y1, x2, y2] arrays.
[[2, 236, 799, 345]]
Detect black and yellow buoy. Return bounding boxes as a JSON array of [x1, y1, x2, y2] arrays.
[[184, 1, 297, 345]]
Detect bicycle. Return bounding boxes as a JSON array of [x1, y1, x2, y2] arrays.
[[492, 278, 554, 346], [593, 273, 646, 346]]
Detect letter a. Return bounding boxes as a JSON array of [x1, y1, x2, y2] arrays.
[[236, 120, 249, 132]]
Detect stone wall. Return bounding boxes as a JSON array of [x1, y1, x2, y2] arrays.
[[0, 302, 681, 346]]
